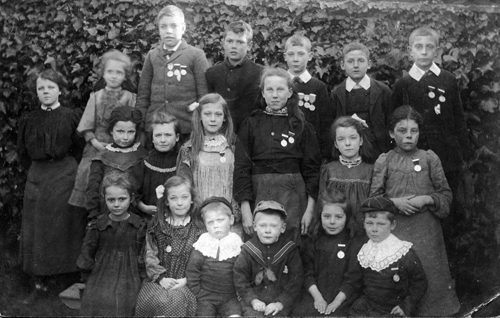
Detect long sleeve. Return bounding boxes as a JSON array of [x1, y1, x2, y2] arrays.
[[185, 249, 204, 297], [76, 222, 99, 271], [426, 150, 452, 219], [339, 243, 363, 299], [16, 114, 31, 169], [144, 230, 167, 281], [299, 122, 321, 200], [233, 250, 261, 305], [301, 238, 318, 290], [192, 50, 209, 100], [369, 153, 388, 197], [399, 249, 428, 316], [233, 118, 254, 203], [86, 160, 105, 218], [77, 92, 97, 140], [316, 83, 334, 160], [274, 248, 304, 309], [175, 144, 194, 183], [449, 79, 473, 161], [136, 51, 154, 119]]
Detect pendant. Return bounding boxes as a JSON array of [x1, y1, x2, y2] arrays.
[[174, 69, 180, 76], [434, 104, 441, 115], [309, 94, 316, 104], [310, 105, 316, 111], [439, 95, 446, 103], [181, 69, 187, 76], [166, 245, 172, 253], [298, 100, 304, 107], [288, 137, 295, 144], [167, 71, 173, 77], [281, 140, 288, 147], [428, 91, 435, 99], [220, 157, 226, 163], [393, 273, 400, 282], [304, 102, 310, 109], [412, 158, 421, 172], [337, 251, 345, 259], [298, 92, 305, 100], [167, 63, 174, 70]]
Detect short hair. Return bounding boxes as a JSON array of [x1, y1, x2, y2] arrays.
[[225, 20, 253, 43], [34, 68, 68, 91], [365, 211, 395, 224], [147, 109, 181, 150], [388, 105, 423, 132], [157, 5, 185, 24], [200, 202, 233, 221], [98, 50, 133, 79], [342, 42, 370, 60], [409, 27, 439, 46], [107, 105, 143, 136], [284, 34, 312, 52], [101, 171, 133, 198]]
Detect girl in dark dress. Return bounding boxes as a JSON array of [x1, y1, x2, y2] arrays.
[[78, 173, 146, 316], [17, 68, 87, 293]]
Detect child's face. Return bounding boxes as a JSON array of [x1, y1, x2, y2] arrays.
[[364, 212, 395, 243], [105, 185, 131, 220], [341, 50, 371, 82], [200, 102, 225, 137], [203, 207, 234, 240], [224, 31, 251, 65], [253, 212, 286, 244], [36, 77, 60, 107], [152, 122, 179, 152], [409, 36, 438, 71], [158, 14, 185, 50], [284, 45, 312, 76], [334, 126, 363, 160], [262, 75, 292, 111], [389, 119, 419, 153], [166, 183, 192, 218], [103, 59, 126, 90], [111, 120, 136, 148], [321, 204, 347, 236]]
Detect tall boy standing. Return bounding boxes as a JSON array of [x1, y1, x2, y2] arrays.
[[206, 20, 264, 133], [136, 5, 209, 140], [331, 42, 392, 162], [284, 35, 334, 162]]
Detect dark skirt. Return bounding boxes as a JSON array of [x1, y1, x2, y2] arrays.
[[20, 157, 87, 275]]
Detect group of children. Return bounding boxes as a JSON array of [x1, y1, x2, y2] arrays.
[[16, 3, 472, 317]]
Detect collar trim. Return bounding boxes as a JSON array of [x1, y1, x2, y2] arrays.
[[358, 234, 412, 271], [408, 63, 441, 81], [346, 75, 371, 91], [106, 142, 140, 153], [193, 232, 243, 261], [288, 70, 312, 83]]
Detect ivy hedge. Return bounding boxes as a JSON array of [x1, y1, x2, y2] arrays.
[[1, 0, 499, 297]]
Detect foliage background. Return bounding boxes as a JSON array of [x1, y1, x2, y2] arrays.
[[1, 0, 499, 305]]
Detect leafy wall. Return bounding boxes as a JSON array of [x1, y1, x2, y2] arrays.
[[1, 0, 499, 294]]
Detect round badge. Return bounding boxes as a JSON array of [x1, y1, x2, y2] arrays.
[[174, 69, 180, 76], [167, 64, 174, 70], [298, 100, 304, 107], [439, 95, 446, 103], [337, 251, 345, 259], [181, 69, 187, 76], [220, 157, 227, 163], [393, 274, 400, 282], [288, 137, 295, 144], [281, 140, 288, 147], [414, 165, 422, 172], [310, 105, 316, 111], [167, 71, 173, 77], [428, 92, 435, 99], [166, 245, 172, 253], [304, 102, 311, 108]]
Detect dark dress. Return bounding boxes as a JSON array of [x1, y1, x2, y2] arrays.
[[140, 148, 178, 207], [77, 213, 146, 316], [17, 106, 86, 275]]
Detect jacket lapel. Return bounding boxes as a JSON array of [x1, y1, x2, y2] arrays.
[[369, 78, 381, 116], [167, 40, 187, 64]]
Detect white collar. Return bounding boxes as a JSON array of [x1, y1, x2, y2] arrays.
[[105, 142, 140, 153], [346, 75, 371, 92], [41, 102, 61, 111], [408, 63, 441, 81], [165, 215, 191, 226], [288, 70, 312, 83], [358, 234, 412, 272], [163, 40, 182, 52], [193, 232, 243, 261]]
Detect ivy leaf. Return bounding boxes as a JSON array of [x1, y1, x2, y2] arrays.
[[108, 28, 120, 40], [87, 27, 98, 36]]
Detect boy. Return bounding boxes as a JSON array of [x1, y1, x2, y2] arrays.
[[136, 5, 209, 140], [331, 42, 392, 161], [329, 197, 428, 316], [233, 200, 304, 317], [186, 197, 243, 317], [206, 20, 263, 133], [284, 34, 334, 162]]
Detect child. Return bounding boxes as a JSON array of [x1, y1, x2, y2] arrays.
[[186, 196, 244, 317], [233, 200, 304, 317], [331, 42, 392, 160], [330, 197, 427, 316], [319, 116, 374, 237], [136, 5, 209, 140], [17, 68, 86, 295], [69, 50, 137, 208], [370, 105, 460, 316], [284, 34, 334, 162], [234, 67, 321, 241], [206, 20, 264, 133], [292, 189, 362, 317], [137, 109, 180, 217], [77, 173, 146, 316], [86, 106, 148, 219], [177, 93, 242, 237], [135, 176, 204, 317]]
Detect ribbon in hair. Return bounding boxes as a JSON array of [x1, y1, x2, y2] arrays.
[[351, 113, 369, 128], [156, 185, 165, 199]]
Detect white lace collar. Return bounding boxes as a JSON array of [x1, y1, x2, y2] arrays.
[[193, 232, 243, 261], [409, 63, 441, 81], [358, 234, 412, 272], [106, 142, 140, 153]]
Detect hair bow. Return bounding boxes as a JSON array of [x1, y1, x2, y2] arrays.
[[186, 102, 200, 112], [351, 113, 369, 128], [156, 185, 165, 199]]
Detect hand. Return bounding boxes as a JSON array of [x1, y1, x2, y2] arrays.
[[251, 299, 266, 312], [264, 302, 283, 316], [390, 305, 406, 316], [159, 277, 178, 290], [170, 277, 186, 290], [301, 210, 313, 235], [241, 201, 254, 235], [408, 195, 433, 210], [139, 203, 157, 215], [314, 297, 327, 314], [391, 196, 419, 215], [91, 139, 106, 151], [186, 102, 199, 112], [325, 299, 341, 315]]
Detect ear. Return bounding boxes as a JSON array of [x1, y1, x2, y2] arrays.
[[340, 60, 345, 71], [253, 221, 257, 232], [229, 215, 235, 226], [359, 136, 363, 146], [367, 59, 372, 70], [391, 220, 397, 231], [334, 140, 339, 149], [389, 130, 395, 139], [307, 51, 313, 61], [286, 87, 293, 99], [175, 134, 180, 142], [280, 222, 286, 233]]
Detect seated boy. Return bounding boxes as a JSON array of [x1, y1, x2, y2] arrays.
[[186, 197, 243, 317], [329, 197, 427, 317], [233, 200, 304, 316], [284, 34, 334, 162], [331, 42, 392, 161]]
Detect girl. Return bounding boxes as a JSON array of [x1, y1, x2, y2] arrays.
[[320, 116, 374, 237], [69, 50, 136, 208], [138, 110, 180, 217], [17, 68, 86, 294], [135, 176, 205, 317], [77, 173, 146, 316], [86, 105, 148, 219], [292, 188, 361, 317], [369, 105, 460, 316], [177, 93, 242, 236], [234, 67, 321, 242]]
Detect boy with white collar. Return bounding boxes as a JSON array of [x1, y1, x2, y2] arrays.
[[284, 34, 334, 162], [328, 197, 427, 316], [331, 42, 392, 161]]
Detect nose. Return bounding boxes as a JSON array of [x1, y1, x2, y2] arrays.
[[353, 60, 359, 68], [405, 132, 412, 139]]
